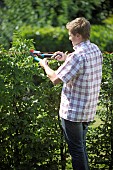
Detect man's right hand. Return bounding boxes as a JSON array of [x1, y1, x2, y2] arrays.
[[51, 51, 67, 61]]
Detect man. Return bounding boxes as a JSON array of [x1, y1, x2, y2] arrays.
[[39, 17, 103, 170]]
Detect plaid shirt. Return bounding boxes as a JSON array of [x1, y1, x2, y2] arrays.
[[56, 40, 103, 122]]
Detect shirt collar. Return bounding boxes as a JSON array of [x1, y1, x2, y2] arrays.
[[73, 40, 90, 50]]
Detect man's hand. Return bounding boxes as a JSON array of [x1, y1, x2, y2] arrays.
[[51, 51, 67, 61], [38, 58, 61, 85], [39, 58, 48, 69]]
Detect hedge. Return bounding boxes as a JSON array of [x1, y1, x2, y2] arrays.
[[0, 33, 113, 170], [18, 24, 113, 53]]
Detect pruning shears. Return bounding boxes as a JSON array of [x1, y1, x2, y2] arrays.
[[30, 49, 54, 62]]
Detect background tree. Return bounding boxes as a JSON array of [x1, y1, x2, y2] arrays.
[[0, 0, 113, 49]]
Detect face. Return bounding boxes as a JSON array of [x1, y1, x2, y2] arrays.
[[68, 31, 83, 46]]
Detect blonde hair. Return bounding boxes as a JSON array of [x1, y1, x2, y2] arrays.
[[66, 17, 90, 40]]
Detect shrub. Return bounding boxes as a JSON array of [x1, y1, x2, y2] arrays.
[[90, 25, 113, 52], [0, 35, 62, 169], [19, 25, 73, 53], [18, 24, 113, 53], [0, 32, 113, 170]]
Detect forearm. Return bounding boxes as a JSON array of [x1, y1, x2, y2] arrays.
[[43, 64, 55, 79]]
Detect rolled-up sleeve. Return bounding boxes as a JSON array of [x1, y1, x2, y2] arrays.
[[56, 54, 83, 83]]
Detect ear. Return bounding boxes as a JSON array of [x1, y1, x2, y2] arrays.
[[76, 33, 81, 38], [76, 33, 83, 41]]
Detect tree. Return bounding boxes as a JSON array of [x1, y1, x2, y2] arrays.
[[0, 0, 113, 49]]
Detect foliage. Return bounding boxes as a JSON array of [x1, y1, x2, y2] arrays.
[[18, 24, 113, 53], [0, 0, 113, 169], [90, 25, 113, 52], [0, 0, 38, 49], [0, 35, 63, 169], [87, 53, 113, 170], [103, 14, 113, 25], [0, 0, 113, 49], [19, 25, 73, 52], [0, 34, 113, 170]]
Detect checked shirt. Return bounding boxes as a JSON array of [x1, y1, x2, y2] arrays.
[[56, 40, 103, 122]]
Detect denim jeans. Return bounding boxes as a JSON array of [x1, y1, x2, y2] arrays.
[[61, 118, 90, 170]]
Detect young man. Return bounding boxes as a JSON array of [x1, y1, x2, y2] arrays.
[[39, 17, 103, 170]]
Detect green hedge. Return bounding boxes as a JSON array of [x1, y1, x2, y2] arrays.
[[0, 33, 113, 169], [18, 24, 113, 53], [0, 36, 62, 169], [19, 25, 73, 53], [90, 25, 113, 52]]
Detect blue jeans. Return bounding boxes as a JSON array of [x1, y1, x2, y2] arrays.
[[61, 118, 90, 170]]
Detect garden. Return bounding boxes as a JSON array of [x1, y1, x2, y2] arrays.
[[0, 0, 113, 169]]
